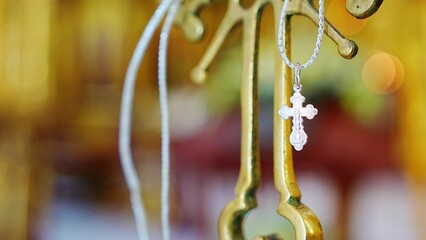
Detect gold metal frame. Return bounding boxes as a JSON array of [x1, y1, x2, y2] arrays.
[[175, 0, 382, 239]]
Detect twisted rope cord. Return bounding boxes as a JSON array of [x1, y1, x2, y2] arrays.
[[118, 0, 174, 239], [158, 1, 181, 240], [277, 0, 325, 70]]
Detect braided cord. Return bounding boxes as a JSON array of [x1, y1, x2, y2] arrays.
[[158, 1, 181, 240]]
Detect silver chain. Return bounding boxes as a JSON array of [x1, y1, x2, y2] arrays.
[[277, 0, 325, 70]]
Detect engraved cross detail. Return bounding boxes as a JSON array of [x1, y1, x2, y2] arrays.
[[278, 88, 318, 151]]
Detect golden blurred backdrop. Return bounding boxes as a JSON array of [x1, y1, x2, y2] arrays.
[[0, 0, 424, 239]]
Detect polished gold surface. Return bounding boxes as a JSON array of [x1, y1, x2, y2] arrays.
[[345, 0, 383, 19], [176, 0, 381, 239]]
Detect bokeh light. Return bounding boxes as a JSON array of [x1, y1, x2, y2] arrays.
[[362, 52, 405, 94]]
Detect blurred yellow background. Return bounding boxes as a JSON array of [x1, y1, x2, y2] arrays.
[[0, 0, 424, 239]]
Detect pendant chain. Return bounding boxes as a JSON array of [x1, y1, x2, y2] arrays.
[[277, 0, 324, 151], [277, 0, 325, 71]]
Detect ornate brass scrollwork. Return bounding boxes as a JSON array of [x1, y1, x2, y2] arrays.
[[175, 0, 382, 239]]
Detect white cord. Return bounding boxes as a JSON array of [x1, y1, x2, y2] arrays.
[[119, 0, 174, 239], [277, 0, 325, 70], [158, 1, 181, 240]]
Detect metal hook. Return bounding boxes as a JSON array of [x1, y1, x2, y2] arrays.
[[294, 62, 302, 91]]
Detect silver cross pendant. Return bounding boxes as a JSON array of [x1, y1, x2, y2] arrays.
[[278, 85, 318, 151]]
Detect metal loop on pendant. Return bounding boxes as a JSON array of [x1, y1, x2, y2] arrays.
[[294, 62, 302, 91]]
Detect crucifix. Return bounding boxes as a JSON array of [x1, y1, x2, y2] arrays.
[[278, 83, 318, 151], [175, 0, 382, 239]]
